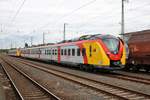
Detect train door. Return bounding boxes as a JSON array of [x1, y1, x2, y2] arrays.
[[57, 46, 61, 63], [89, 45, 92, 57]]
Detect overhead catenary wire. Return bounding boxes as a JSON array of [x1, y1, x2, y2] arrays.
[[39, 0, 96, 29], [9, 0, 150, 37], [1, 0, 150, 49], [36, 0, 150, 32], [59, 0, 96, 19], [61, 1, 150, 33], [11, 0, 26, 23]]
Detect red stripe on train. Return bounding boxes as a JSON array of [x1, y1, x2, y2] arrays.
[[77, 43, 88, 64], [58, 47, 61, 63]]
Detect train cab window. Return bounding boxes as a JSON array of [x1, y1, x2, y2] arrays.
[[77, 48, 80, 56], [82, 48, 86, 56], [68, 49, 70, 56], [64, 49, 67, 55], [72, 49, 75, 56]]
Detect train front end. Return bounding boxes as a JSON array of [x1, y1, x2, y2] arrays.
[[99, 35, 126, 69]]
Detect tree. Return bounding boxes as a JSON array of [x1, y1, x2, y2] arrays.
[[25, 43, 28, 48]]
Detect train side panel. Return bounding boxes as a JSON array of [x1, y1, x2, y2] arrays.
[[60, 45, 84, 64]]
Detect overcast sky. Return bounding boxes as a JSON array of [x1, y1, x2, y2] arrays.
[[0, 0, 150, 49]]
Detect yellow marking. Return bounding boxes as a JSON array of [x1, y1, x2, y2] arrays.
[[83, 41, 110, 66], [121, 46, 126, 65], [16, 49, 21, 56]]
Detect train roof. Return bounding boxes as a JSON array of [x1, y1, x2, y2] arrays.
[[123, 29, 150, 43], [21, 34, 118, 50], [124, 29, 150, 36]]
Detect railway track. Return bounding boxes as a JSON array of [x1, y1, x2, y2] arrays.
[[0, 57, 60, 100], [6, 57, 150, 100], [105, 72, 150, 85], [15, 57, 150, 85]]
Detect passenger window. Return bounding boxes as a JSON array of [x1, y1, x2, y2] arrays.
[[55, 49, 57, 55], [72, 49, 75, 56], [61, 49, 63, 55], [49, 50, 51, 55], [77, 48, 80, 56], [45, 50, 46, 54], [39, 50, 41, 54], [52, 49, 54, 55], [47, 50, 48, 55], [64, 49, 67, 55], [47, 50, 50, 55], [68, 49, 70, 56], [82, 48, 86, 56]]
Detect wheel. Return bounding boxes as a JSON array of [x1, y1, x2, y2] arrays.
[[145, 68, 149, 72], [123, 64, 132, 71], [84, 65, 89, 71], [88, 66, 94, 72], [79, 64, 84, 70], [131, 66, 139, 72], [123, 65, 130, 71]]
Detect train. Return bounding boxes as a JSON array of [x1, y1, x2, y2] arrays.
[[8, 34, 127, 71], [8, 49, 21, 56], [124, 30, 150, 72]]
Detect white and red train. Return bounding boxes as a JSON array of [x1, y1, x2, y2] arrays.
[[8, 34, 127, 70]]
